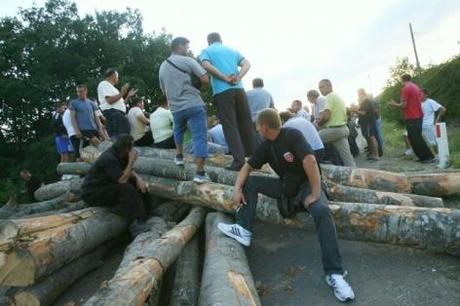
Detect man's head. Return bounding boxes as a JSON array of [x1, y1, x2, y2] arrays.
[[131, 97, 144, 109], [76, 84, 88, 100], [357, 88, 367, 102], [401, 74, 412, 83], [113, 134, 134, 158], [105, 68, 119, 84], [207, 32, 222, 45], [19, 169, 31, 181], [318, 79, 332, 96], [158, 95, 168, 109], [279, 111, 294, 124], [208, 115, 219, 127], [307, 89, 319, 104], [421, 88, 429, 101], [291, 100, 303, 112], [171, 37, 190, 56], [55, 102, 66, 113], [256, 109, 282, 140], [252, 78, 264, 88]]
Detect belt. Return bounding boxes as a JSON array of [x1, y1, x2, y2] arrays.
[[327, 124, 346, 128]]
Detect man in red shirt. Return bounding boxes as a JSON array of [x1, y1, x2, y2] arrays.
[[388, 74, 434, 163]]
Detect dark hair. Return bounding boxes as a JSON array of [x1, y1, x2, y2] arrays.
[[401, 74, 412, 82], [113, 134, 134, 152], [319, 79, 332, 87], [207, 32, 222, 45], [158, 95, 168, 106], [292, 99, 302, 106], [279, 111, 294, 123], [104, 68, 117, 78], [252, 78, 264, 88], [422, 88, 429, 95], [76, 84, 87, 90], [130, 97, 144, 108], [257, 109, 281, 130], [171, 37, 190, 51], [19, 169, 30, 176], [307, 89, 319, 98]]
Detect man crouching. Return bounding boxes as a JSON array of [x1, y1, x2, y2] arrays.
[[81, 134, 150, 237], [217, 109, 355, 303]]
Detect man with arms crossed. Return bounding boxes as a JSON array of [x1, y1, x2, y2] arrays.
[[218, 109, 355, 303]]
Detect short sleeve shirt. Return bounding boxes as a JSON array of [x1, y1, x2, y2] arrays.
[[159, 54, 206, 113], [324, 92, 347, 127], [401, 82, 423, 120], [127, 106, 148, 141], [199, 42, 245, 95], [69, 99, 98, 131], [62, 109, 75, 137], [97, 80, 126, 113], [358, 98, 376, 126], [246, 88, 274, 122], [422, 98, 442, 127], [150, 107, 174, 143], [283, 118, 324, 151], [312, 96, 326, 118], [27, 176, 42, 201], [248, 128, 313, 180]]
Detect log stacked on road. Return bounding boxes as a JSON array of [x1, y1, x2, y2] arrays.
[[199, 212, 261, 306]]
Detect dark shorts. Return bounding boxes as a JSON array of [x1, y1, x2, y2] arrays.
[[361, 121, 377, 138], [55, 136, 73, 154]]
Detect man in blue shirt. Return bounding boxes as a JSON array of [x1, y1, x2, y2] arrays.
[[199, 33, 258, 171]]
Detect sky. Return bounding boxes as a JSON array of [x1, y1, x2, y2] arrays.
[[2, 0, 460, 109]]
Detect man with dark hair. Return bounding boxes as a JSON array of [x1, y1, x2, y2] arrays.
[[81, 134, 150, 237], [127, 97, 152, 146], [290, 99, 311, 120], [246, 77, 274, 123], [20, 170, 44, 202], [70, 84, 104, 159], [389, 75, 434, 163], [317, 79, 356, 167], [159, 37, 211, 183], [151, 96, 175, 149], [199, 32, 258, 171], [52, 102, 73, 162], [97, 68, 138, 139], [307, 89, 326, 123], [218, 109, 355, 303]]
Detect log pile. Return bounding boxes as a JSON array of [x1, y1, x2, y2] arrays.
[[0, 144, 459, 305]]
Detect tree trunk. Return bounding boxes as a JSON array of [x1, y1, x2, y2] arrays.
[[324, 180, 443, 208], [84, 206, 206, 306], [407, 172, 460, 197], [169, 235, 200, 306], [152, 201, 190, 223], [9, 242, 113, 306], [199, 212, 261, 306], [34, 179, 83, 202], [0, 208, 127, 286]]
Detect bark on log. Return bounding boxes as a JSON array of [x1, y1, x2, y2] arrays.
[[169, 235, 200, 306], [57, 159, 444, 207], [84, 206, 206, 306], [34, 179, 83, 202], [199, 212, 261, 306], [407, 172, 460, 197], [0, 208, 127, 286], [324, 180, 443, 208], [9, 242, 113, 306], [152, 201, 190, 223]]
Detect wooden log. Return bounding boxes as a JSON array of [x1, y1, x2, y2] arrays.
[[0, 208, 127, 286], [169, 235, 200, 306], [324, 180, 443, 208], [407, 172, 460, 197], [199, 212, 261, 306], [34, 179, 83, 202], [9, 242, 113, 306], [57, 159, 444, 207], [84, 206, 206, 306], [152, 201, 190, 223]]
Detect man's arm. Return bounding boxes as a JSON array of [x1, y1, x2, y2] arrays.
[[137, 113, 150, 125], [236, 59, 251, 82], [199, 73, 210, 85], [233, 163, 254, 207], [436, 106, 447, 123], [302, 155, 321, 208], [132, 170, 148, 193], [317, 109, 331, 126], [118, 150, 137, 184], [201, 61, 233, 83]]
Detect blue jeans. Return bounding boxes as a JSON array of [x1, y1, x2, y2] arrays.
[[172, 106, 208, 158]]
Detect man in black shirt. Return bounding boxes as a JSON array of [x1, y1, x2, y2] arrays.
[[218, 109, 355, 303], [20, 170, 43, 202], [81, 134, 150, 237]]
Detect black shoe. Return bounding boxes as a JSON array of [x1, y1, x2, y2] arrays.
[[225, 164, 243, 171], [420, 158, 435, 164]]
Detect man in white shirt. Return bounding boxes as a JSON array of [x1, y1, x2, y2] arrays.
[[127, 97, 152, 146], [97, 68, 137, 139], [421, 89, 447, 153], [150, 96, 175, 149], [290, 100, 311, 121], [307, 89, 326, 123]]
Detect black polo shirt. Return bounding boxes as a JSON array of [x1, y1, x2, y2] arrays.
[[248, 128, 314, 180], [81, 147, 128, 199], [26, 176, 42, 201]]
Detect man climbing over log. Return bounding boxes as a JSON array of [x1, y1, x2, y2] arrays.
[[81, 134, 150, 237], [218, 109, 355, 303]]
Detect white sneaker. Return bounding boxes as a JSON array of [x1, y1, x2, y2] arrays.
[[326, 273, 355, 302], [404, 149, 413, 156], [174, 154, 184, 166], [217, 223, 252, 246], [193, 173, 211, 184]]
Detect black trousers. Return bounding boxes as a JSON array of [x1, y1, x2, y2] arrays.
[[406, 118, 434, 161], [103, 109, 130, 139], [236, 175, 343, 275], [214, 89, 258, 166], [153, 135, 176, 149], [82, 180, 147, 224], [134, 131, 154, 147]]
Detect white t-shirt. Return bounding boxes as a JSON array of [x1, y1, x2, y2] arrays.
[[97, 80, 126, 112], [294, 108, 311, 121], [150, 107, 174, 143], [422, 98, 442, 127], [127, 106, 148, 141], [62, 109, 75, 137], [283, 117, 324, 151]]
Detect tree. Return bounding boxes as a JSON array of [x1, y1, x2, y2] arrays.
[[385, 57, 417, 87]]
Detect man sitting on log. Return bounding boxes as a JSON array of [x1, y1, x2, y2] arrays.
[[218, 109, 355, 303], [81, 134, 150, 237]]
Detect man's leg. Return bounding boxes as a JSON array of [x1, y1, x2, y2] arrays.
[[406, 119, 434, 161], [234, 89, 259, 156], [172, 109, 188, 164], [117, 183, 147, 224], [102, 110, 115, 138], [321, 126, 356, 167], [215, 90, 245, 168], [187, 106, 209, 179]]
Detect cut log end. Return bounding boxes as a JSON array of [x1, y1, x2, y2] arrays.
[[13, 291, 40, 306], [0, 251, 35, 286]]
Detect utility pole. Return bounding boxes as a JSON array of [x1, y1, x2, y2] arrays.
[[409, 23, 421, 73]]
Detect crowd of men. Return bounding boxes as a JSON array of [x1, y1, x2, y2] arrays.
[[33, 32, 447, 304]]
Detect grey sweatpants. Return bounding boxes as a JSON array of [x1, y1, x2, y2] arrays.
[[319, 125, 356, 167]]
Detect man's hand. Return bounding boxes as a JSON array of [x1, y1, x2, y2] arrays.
[[303, 193, 321, 210], [126, 88, 138, 99], [128, 149, 138, 164], [388, 99, 399, 108], [136, 177, 148, 193], [121, 83, 130, 96], [233, 188, 246, 209]]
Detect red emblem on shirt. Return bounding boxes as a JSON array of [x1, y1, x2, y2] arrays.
[[283, 152, 294, 163]]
